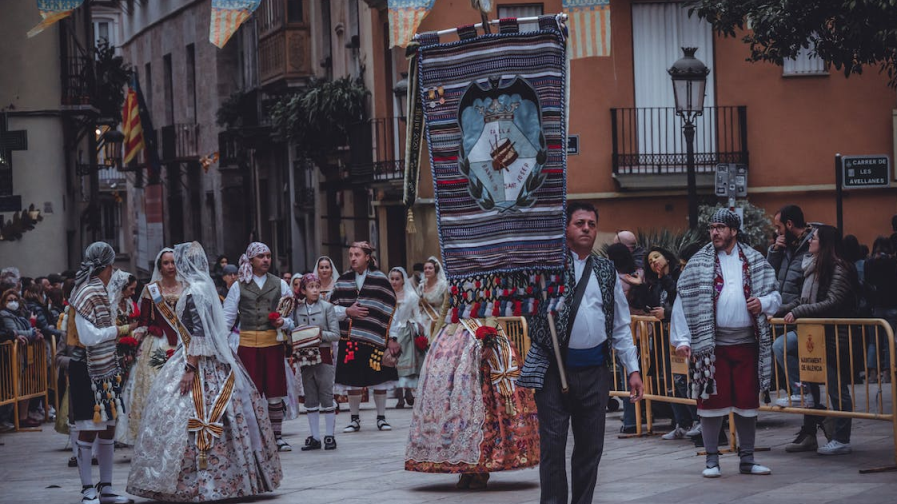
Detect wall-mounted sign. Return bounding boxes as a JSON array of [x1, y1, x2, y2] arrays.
[[842, 155, 890, 189]]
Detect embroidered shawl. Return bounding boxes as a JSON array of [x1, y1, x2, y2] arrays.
[[330, 269, 397, 347], [677, 242, 778, 397]]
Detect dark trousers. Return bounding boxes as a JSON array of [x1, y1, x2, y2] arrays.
[[534, 365, 610, 504]]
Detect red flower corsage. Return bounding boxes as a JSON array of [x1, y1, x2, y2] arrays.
[[475, 326, 498, 340], [268, 312, 281, 322], [165, 348, 175, 359], [118, 336, 139, 348], [414, 335, 429, 351]]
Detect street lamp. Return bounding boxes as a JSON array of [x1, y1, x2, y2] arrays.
[[101, 129, 124, 167], [668, 47, 710, 229]]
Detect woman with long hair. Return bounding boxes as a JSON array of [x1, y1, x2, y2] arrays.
[[417, 257, 448, 336], [778, 225, 859, 455], [128, 242, 281, 501]]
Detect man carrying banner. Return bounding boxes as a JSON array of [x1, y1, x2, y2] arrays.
[[670, 208, 781, 478], [520, 201, 644, 504], [223, 242, 294, 451], [329, 242, 397, 433]]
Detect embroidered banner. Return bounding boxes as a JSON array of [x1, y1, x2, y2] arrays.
[[209, 0, 261, 48], [563, 0, 611, 59], [388, 0, 435, 48], [27, 0, 84, 38], [415, 17, 568, 319]]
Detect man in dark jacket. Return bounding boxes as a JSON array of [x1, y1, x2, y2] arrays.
[[768, 205, 812, 307]]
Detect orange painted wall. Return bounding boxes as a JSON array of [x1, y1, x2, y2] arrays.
[[371, 0, 897, 247]]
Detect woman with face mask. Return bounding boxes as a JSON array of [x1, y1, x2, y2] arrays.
[[1, 289, 44, 428]]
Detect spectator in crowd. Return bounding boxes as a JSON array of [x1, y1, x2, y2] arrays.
[[614, 230, 646, 270], [1, 266, 22, 293], [211, 254, 229, 289], [779, 225, 859, 455], [216, 264, 239, 300], [863, 236, 896, 383], [46, 286, 65, 322], [48, 273, 64, 290], [282, 272, 293, 283], [23, 283, 62, 343], [606, 243, 644, 307], [409, 262, 425, 290], [768, 205, 812, 307], [1, 288, 44, 428]]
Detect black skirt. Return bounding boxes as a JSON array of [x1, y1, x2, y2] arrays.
[[335, 338, 398, 387]]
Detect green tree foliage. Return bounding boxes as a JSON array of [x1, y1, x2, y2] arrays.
[[269, 77, 369, 159], [94, 39, 134, 124], [687, 0, 897, 87]]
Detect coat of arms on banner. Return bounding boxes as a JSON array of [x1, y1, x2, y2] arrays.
[[458, 78, 548, 212]]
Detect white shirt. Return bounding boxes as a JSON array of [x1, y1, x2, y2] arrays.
[[569, 254, 640, 373], [670, 246, 782, 349], [222, 275, 292, 331], [74, 313, 118, 347], [355, 269, 368, 291]]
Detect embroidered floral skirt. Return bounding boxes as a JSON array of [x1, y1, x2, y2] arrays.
[[405, 323, 539, 473], [127, 352, 282, 502], [116, 335, 174, 444]]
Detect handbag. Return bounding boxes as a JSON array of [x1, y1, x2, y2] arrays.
[[381, 338, 402, 368], [295, 347, 323, 368]]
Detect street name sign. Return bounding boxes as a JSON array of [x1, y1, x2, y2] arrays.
[[842, 155, 890, 189]]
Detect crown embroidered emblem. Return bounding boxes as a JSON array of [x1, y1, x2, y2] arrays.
[[477, 100, 520, 123], [806, 334, 815, 354]]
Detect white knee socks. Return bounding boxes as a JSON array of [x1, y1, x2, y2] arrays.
[[76, 440, 93, 487], [307, 411, 320, 440], [348, 394, 362, 416], [324, 412, 336, 436], [373, 392, 387, 417]]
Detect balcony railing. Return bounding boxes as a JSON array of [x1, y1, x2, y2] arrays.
[[98, 167, 126, 190], [60, 23, 94, 107], [348, 117, 406, 183], [218, 131, 243, 168], [160, 123, 201, 161], [611, 106, 748, 180]]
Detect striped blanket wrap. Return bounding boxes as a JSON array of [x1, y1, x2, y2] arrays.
[[413, 17, 569, 320], [330, 270, 397, 348]]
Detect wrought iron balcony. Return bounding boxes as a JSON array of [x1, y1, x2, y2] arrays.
[[347, 117, 406, 184], [160, 123, 201, 161], [218, 131, 243, 168], [610, 106, 748, 190]]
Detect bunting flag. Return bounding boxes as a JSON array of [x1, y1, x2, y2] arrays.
[[388, 0, 435, 48], [121, 85, 145, 165], [209, 0, 261, 48], [27, 0, 84, 38], [563, 0, 611, 59]]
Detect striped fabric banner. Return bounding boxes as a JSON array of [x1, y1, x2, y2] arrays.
[[563, 0, 611, 59], [209, 0, 261, 48], [27, 0, 84, 38], [121, 88, 145, 164], [388, 0, 435, 48]]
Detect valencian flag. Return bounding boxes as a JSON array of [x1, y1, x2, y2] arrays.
[[27, 0, 84, 38], [121, 76, 162, 179], [563, 0, 611, 59], [387, 0, 435, 48], [210, 0, 261, 48]]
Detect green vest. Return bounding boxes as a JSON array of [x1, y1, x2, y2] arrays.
[[238, 274, 282, 331]]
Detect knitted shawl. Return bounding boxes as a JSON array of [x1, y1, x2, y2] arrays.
[[677, 242, 778, 398], [330, 269, 397, 347]]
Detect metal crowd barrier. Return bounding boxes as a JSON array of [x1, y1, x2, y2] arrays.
[[0, 339, 50, 431], [609, 315, 897, 474]]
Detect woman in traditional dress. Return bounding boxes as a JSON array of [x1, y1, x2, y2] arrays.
[[405, 316, 540, 489], [127, 242, 282, 502], [315, 256, 337, 302], [418, 257, 449, 336], [119, 248, 182, 445], [109, 271, 140, 444], [388, 267, 425, 408]]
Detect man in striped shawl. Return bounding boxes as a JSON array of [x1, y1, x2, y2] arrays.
[[330, 241, 397, 433], [670, 208, 780, 479], [68, 242, 133, 504]]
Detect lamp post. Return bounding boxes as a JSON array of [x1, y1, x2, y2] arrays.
[[668, 47, 710, 229]]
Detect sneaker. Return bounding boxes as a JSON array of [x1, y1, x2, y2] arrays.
[[702, 466, 721, 478], [774, 394, 814, 408], [81, 487, 99, 504], [739, 463, 771, 475], [376, 416, 392, 431], [275, 437, 292, 452], [300, 436, 321, 451], [817, 439, 852, 456], [619, 425, 637, 434], [685, 422, 702, 437], [821, 417, 836, 443], [343, 415, 360, 433], [96, 484, 134, 504], [323, 435, 337, 450], [785, 428, 818, 452], [0, 421, 14, 433], [661, 427, 687, 440]]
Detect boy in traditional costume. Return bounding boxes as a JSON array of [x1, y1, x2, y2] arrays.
[[68, 242, 132, 504], [223, 242, 293, 451], [330, 242, 397, 432]]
